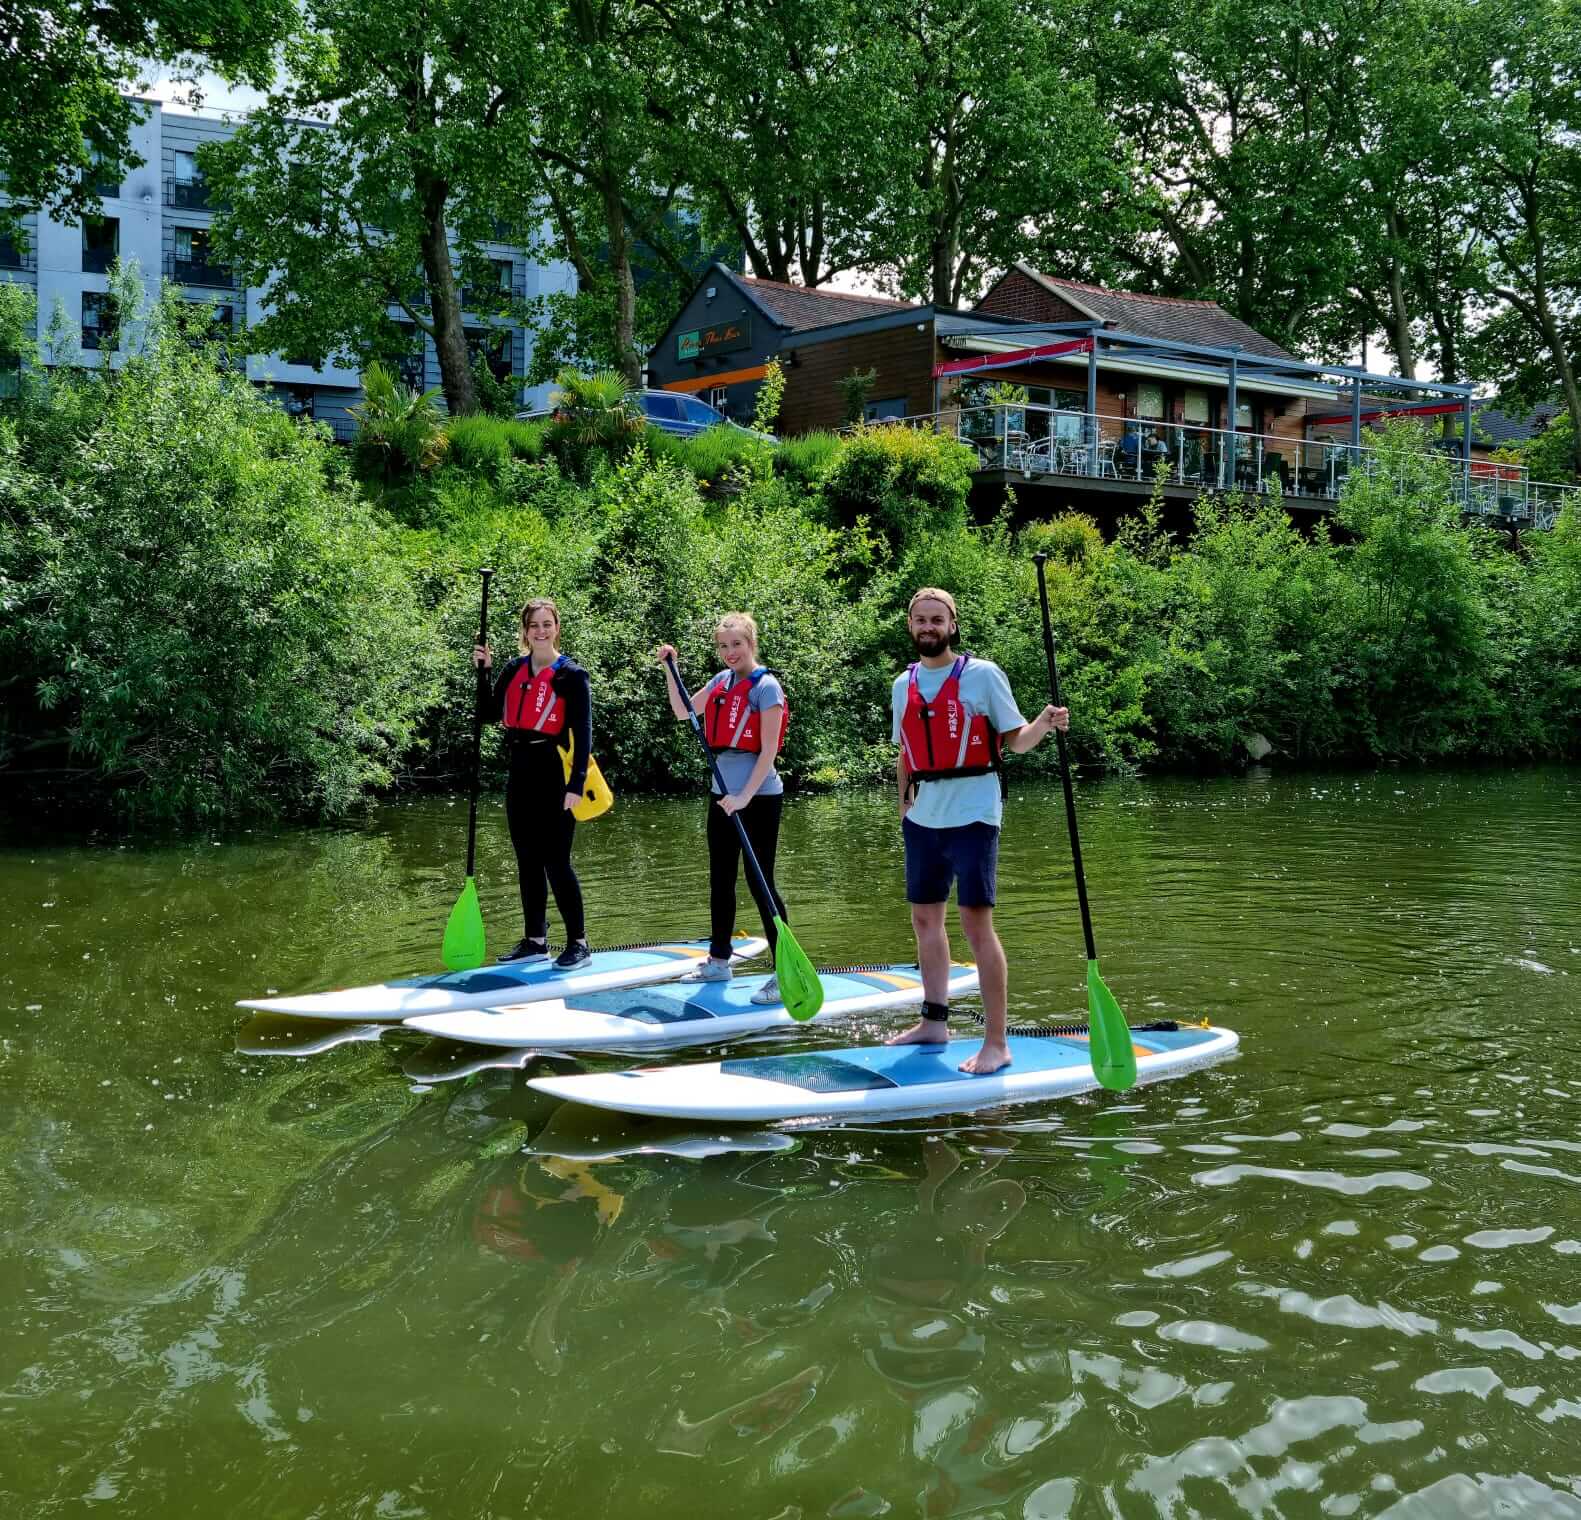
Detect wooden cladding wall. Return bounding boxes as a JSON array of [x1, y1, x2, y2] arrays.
[[778, 323, 938, 434]]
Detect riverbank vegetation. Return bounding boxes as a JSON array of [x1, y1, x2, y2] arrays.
[[3, 285, 1578, 825]]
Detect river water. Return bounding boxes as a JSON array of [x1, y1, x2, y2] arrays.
[[3, 769, 1579, 1518]]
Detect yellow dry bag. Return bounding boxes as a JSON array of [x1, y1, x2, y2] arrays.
[[559, 738, 614, 821]]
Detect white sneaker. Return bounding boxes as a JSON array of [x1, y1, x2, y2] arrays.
[[688, 955, 733, 982], [750, 976, 781, 1006]]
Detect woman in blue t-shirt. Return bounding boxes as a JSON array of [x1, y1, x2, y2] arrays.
[[656, 612, 787, 1003]]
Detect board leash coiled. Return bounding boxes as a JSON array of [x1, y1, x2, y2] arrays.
[[974, 1012, 1185, 1039]]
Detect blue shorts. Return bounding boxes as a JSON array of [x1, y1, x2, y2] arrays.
[[903, 817, 1000, 907]]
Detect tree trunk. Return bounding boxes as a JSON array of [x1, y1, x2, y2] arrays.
[[1383, 208, 1417, 378], [601, 170, 640, 387], [417, 180, 476, 417]]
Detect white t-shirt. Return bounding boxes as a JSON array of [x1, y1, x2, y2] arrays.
[[891, 656, 1026, 830]]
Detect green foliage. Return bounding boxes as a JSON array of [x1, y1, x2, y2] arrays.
[[1023, 513, 1103, 567], [0, 0, 289, 244], [350, 362, 448, 486], [773, 431, 842, 493], [0, 292, 441, 823], [822, 424, 975, 554], [1518, 409, 1577, 485], [752, 358, 787, 435], [442, 415, 548, 481], [839, 367, 879, 425], [545, 368, 645, 479]]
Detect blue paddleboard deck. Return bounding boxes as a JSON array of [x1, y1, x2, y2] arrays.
[[237, 934, 769, 1021], [403, 963, 981, 1050], [528, 1024, 1239, 1122]]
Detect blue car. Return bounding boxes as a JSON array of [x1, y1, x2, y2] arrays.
[[518, 388, 776, 442]]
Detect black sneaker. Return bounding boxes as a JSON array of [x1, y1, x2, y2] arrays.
[[553, 940, 591, 971], [499, 937, 549, 964]]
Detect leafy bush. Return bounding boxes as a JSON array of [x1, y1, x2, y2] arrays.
[[773, 431, 840, 492], [0, 294, 442, 823], [822, 423, 975, 555], [350, 361, 447, 484]]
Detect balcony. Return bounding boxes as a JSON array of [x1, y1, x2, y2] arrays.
[[169, 254, 235, 289], [884, 403, 1581, 531], [165, 176, 216, 211]]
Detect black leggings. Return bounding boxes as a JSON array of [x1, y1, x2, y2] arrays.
[[505, 743, 585, 943], [707, 792, 786, 960]]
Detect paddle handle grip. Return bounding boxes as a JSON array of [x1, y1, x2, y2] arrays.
[[464, 567, 494, 880], [1034, 553, 1098, 963], [663, 652, 780, 937]]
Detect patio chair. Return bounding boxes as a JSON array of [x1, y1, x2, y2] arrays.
[[1095, 440, 1118, 478]]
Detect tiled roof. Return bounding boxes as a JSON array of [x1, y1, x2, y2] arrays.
[[737, 274, 919, 333], [1015, 265, 1298, 362], [1473, 403, 1561, 447]]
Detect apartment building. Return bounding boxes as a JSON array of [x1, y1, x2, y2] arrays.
[[0, 100, 574, 436]]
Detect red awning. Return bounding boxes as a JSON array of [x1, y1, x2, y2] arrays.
[[934, 337, 1094, 379], [1305, 400, 1466, 427]]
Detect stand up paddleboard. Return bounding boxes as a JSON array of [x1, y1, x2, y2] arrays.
[[402, 963, 980, 1052], [528, 1023, 1238, 1123], [237, 934, 768, 1022]]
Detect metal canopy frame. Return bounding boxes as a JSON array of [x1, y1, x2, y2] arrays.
[[935, 317, 1476, 467]]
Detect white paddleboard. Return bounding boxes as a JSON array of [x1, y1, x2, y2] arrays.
[[528, 1023, 1239, 1123], [402, 962, 980, 1052], [237, 934, 768, 1022]]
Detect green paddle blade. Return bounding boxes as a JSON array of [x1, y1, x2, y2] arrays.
[[774, 920, 825, 1022], [1086, 959, 1137, 1091], [442, 876, 486, 971]]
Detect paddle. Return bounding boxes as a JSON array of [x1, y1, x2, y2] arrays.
[[442, 567, 494, 971], [663, 652, 823, 1022], [1033, 552, 1136, 1092]]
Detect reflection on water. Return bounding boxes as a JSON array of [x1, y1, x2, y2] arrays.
[[3, 769, 1581, 1517]]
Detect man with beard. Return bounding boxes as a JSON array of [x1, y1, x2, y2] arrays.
[[887, 588, 1067, 1074]]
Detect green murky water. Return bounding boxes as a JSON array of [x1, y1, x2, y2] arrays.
[[3, 770, 1580, 1518]]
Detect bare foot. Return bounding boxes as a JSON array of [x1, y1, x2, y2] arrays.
[[886, 1018, 950, 1047], [959, 1040, 1012, 1075]]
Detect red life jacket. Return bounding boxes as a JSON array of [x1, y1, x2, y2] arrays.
[[900, 655, 1000, 783], [704, 667, 787, 755], [502, 655, 568, 736]]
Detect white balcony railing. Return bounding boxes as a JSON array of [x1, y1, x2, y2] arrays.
[[881, 404, 1577, 529]]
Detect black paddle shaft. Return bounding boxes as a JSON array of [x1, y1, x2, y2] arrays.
[[1034, 553, 1099, 963], [664, 653, 781, 939], [464, 568, 494, 879]]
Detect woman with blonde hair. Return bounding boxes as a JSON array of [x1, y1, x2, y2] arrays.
[[656, 612, 788, 1003], [474, 597, 592, 967]]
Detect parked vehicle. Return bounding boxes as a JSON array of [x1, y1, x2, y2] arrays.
[[517, 389, 775, 443]]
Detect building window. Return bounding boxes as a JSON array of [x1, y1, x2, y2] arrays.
[[0, 355, 20, 401], [1183, 388, 1210, 425], [169, 150, 211, 210], [1235, 400, 1255, 431], [466, 327, 512, 383], [84, 149, 121, 197], [173, 227, 232, 288], [0, 234, 28, 270], [82, 216, 119, 274], [705, 387, 729, 412], [1135, 382, 1164, 420], [82, 291, 118, 351], [865, 397, 908, 421]]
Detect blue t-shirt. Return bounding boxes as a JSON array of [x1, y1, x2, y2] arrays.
[[703, 669, 785, 797], [891, 657, 1026, 829]]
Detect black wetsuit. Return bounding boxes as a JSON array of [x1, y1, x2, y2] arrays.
[[485, 655, 592, 943]]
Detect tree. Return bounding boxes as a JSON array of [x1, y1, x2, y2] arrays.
[[859, 0, 1121, 307], [1457, 0, 1581, 473], [201, 0, 554, 417], [654, 0, 884, 288], [0, 0, 288, 243]]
